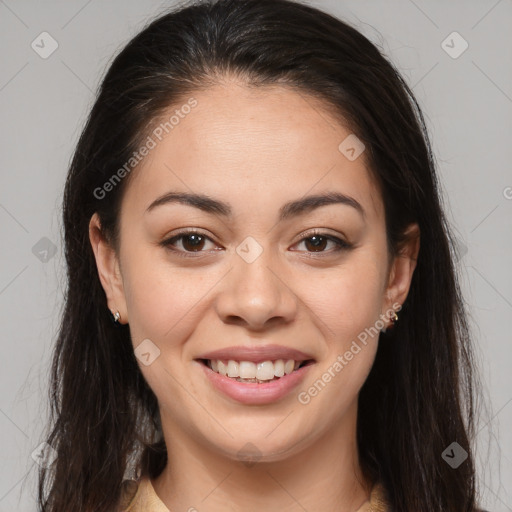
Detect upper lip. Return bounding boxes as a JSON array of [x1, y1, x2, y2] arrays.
[[196, 344, 315, 363]]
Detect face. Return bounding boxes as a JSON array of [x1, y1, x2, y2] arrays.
[[90, 80, 418, 463]]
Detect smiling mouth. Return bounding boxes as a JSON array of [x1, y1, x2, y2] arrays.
[[197, 358, 315, 383]]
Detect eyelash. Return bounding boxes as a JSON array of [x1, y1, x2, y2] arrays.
[[160, 228, 351, 258]]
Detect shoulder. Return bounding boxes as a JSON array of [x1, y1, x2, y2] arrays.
[[117, 476, 170, 512], [118, 478, 142, 512], [365, 482, 489, 512], [369, 481, 392, 511], [354, 481, 391, 512]]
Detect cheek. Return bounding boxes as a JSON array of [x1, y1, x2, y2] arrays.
[[303, 254, 386, 342], [297, 260, 384, 418], [120, 245, 204, 342]]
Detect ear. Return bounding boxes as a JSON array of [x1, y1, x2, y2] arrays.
[[382, 223, 420, 322], [88, 213, 128, 324]]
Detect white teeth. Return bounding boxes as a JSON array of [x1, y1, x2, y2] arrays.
[[256, 361, 275, 381], [217, 361, 227, 376], [227, 360, 239, 378], [239, 361, 257, 379], [207, 358, 306, 381], [284, 360, 295, 375], [274, 359, 285, 377]]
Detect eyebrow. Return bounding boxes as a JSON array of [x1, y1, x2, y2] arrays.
[[145, 190, 365, 221]]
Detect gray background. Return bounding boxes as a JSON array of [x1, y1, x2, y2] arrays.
[[0, 0, 511, 510]]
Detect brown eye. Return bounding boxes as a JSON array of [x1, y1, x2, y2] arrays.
[[161, 231, 217, 256], [303, 235, 329, 252], [294, 233, 350, 254], [180, 233, 207, 252]]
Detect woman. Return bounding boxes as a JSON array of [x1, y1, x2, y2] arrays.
[[37, 0, 486, 510]]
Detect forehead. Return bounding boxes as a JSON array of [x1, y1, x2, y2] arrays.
[[122, 81, 383, 222]]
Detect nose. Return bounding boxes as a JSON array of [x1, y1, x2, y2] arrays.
[[214, 249, 298, 331]]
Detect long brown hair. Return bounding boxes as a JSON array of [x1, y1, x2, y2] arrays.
[[38, 0, 485, 510]]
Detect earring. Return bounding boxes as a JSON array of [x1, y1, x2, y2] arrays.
[[381, 308, 400, 333], [110, 309, 121, 324]]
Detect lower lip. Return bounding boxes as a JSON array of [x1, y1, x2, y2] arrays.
[[196, 361, 314, 405]]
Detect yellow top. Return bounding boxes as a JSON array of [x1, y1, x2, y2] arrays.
[[118, 476, 391, 511]]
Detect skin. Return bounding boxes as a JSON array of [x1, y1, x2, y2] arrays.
[[90, 79, 419, 512]]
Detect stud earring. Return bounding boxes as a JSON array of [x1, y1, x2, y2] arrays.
[[381, 307, 400, 334], [110, 309, 121, 324]]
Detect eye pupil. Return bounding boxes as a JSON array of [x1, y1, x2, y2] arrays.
[[183, 234, 205, 251], [305, 235, 328, 252]]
